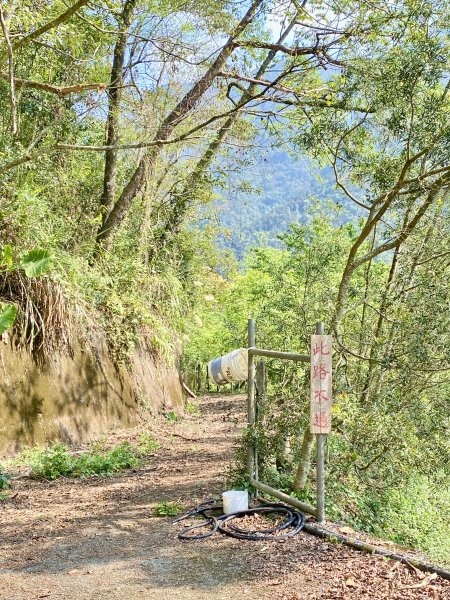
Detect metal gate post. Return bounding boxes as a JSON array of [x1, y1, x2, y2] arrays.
[[315, 320, 326, 523], [247, 319, 256, 481], [254, 359, 266, 492]]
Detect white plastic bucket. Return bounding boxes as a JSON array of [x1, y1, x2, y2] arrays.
[[208, 348, 248, 385], [222, 490, 249, 514]]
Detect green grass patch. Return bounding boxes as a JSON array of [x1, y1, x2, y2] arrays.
[[165, 411, 180, 423], [153, 501, 185, 517], [137, 432, 160, 455], [185, 401, 201, 416], [20, 439, 159, 480]]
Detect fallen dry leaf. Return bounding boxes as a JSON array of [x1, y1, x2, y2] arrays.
[[399, 572, 437, 590]]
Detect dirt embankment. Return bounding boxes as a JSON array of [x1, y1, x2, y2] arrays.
[[0, 395, 448, 600], [0, 339, 183, 455]]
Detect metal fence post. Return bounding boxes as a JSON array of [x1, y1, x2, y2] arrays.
[[254, 359, 266, 490], [315, 320, 326, 523], [247, 319, 256, 482]]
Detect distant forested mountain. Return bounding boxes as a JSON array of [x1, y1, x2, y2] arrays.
[[216, 149, 355, 258]]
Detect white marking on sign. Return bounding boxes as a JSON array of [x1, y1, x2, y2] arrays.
[[310, 335, 332, 434]]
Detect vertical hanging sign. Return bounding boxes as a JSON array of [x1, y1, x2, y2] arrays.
[[310, 335, 332, 434]]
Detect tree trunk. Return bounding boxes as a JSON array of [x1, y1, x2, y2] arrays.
[[360, 240, 401, 404], [369, 214, 439, 401], [150, 17, 299, 254], [99, 0, 137, 218], [292, 428, 314, 492], [95, 0, 263, 249]]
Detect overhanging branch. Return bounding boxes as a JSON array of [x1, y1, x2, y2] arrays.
[[6, 75, 107, 96]]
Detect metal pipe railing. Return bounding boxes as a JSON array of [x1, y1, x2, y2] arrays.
[[250, 478, 317, 518], [248, 347, 310, 363], [247, 319, 328, 524], [247, 320, 256, 481], [315, 321, 326, 523]]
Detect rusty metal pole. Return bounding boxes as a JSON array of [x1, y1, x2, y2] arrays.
[[316, 320, 326, 523], [254, 359, 266, 493], [247, 318, 256, 482]]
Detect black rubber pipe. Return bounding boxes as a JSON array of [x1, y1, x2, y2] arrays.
[[175, 502, 305, 541]]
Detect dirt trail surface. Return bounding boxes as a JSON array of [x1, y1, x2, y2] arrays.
[[1, 394, 449, 600]]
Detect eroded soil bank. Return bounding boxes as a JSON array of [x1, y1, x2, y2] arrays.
[[0, 395, 448, 600], [0, 340, 183, 455]]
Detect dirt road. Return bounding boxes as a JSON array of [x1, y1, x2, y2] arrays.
[[1, 395, 448, 599]]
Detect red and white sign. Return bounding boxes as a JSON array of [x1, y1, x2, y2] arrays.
[[310, 335, 332, 434]]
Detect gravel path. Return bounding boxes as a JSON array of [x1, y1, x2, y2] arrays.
[[1, 394, 448, 599]]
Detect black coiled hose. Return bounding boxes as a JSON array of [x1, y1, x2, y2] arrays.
[[174, 501, 305, 541]]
